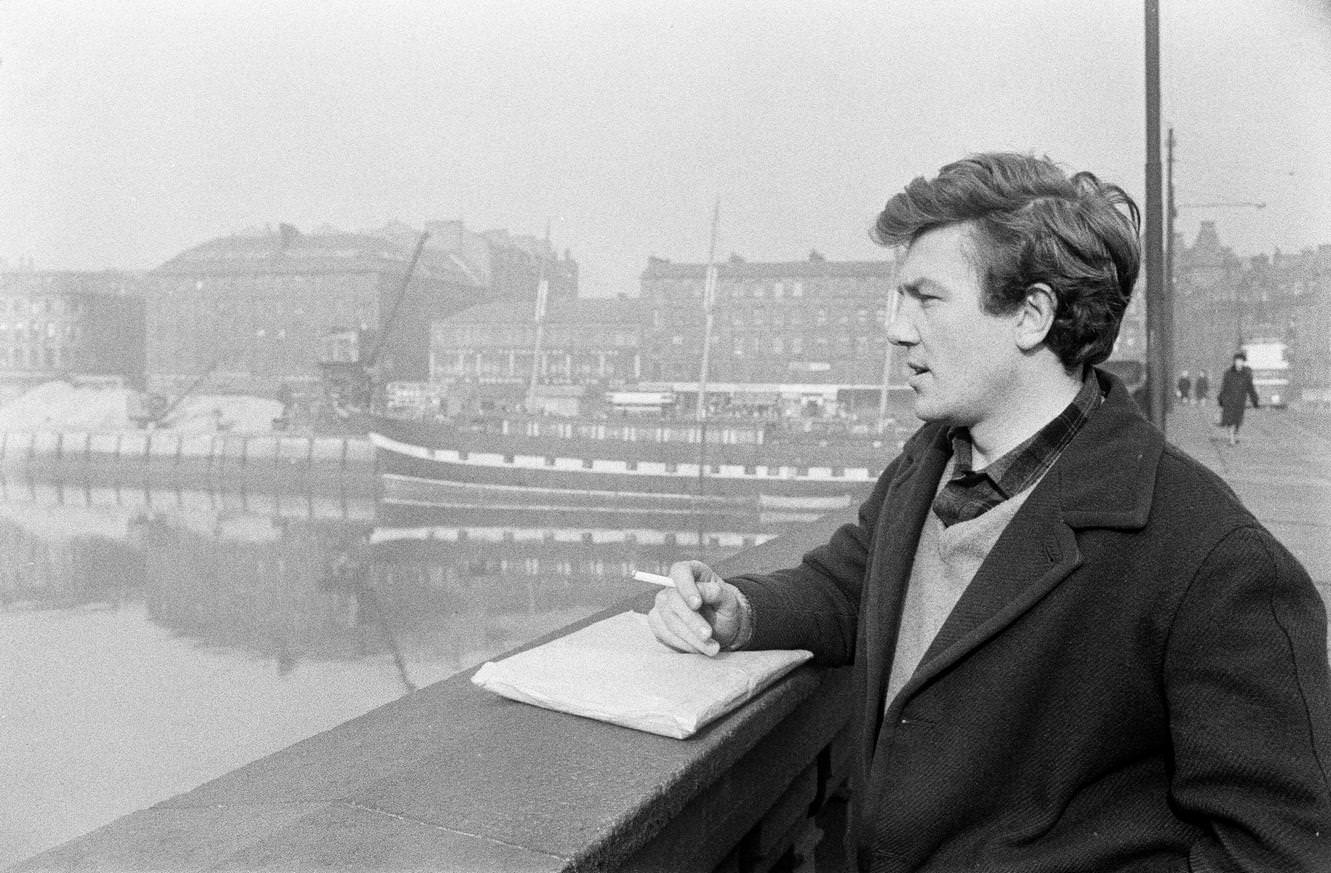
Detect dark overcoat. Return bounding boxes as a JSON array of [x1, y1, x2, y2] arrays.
[[730, 369, 1331, 872], [1218, 365, 1260, 428]]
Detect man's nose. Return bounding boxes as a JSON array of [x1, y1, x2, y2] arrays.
[[885, 305, 916, 347]]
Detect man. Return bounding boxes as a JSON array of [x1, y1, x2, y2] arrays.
[[1176, 369, 1191, 404], [1194, 368, 1210, 405], [649, 153, 1331, 872], [1218, 351, 1261, 446]]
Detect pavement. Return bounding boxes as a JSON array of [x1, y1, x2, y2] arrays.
[[1163, 401, 1331, 621]]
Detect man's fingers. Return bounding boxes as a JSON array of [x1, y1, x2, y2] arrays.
[[648, 607, 717, 656], [649, 590, 720, 656], [669, 561, 704, 610], [647, 608, 696, 654]]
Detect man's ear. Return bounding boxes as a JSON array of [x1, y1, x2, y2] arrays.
[[1014, 283, 1057, 351]]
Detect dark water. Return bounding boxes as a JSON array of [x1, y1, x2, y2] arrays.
[[0, 475, 815, 866]]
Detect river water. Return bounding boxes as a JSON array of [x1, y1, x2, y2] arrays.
[[0, 473, 822, 866]]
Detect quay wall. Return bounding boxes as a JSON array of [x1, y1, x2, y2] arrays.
[[14, 506, 860, 873], [0, 431, 376, 493]]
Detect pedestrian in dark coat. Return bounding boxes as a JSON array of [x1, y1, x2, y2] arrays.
[[1218, 352, 1260, 445], [648, 154, 1330, 872], [1194, 368, 1210, 404], [1176, 369, 1191, 403]]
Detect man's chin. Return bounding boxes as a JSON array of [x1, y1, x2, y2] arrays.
[[909, 398, 937, 423]]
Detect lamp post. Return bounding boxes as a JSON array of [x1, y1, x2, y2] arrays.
[[1145, 0, 1166, 431]]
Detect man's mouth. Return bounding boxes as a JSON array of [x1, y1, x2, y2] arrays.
[[907, 363, 929, 377]]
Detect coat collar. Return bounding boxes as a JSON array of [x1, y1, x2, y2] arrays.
[[892, 367, 1163, 531], [873, 368, 1164, 719], [1051, 368, 1164, 530]]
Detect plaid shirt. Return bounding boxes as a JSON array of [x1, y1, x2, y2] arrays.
[[932, 374, 1102, 528]]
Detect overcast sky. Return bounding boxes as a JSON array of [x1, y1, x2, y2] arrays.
[[2, 0, 1328, 296]]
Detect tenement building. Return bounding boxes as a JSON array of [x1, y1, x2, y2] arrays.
[[639, 250, 1151, 416], [638, 252, 902, 413], [148, 226, 485, 393], [1174, 221, 1331, 399], [0, 270, 146, 396]]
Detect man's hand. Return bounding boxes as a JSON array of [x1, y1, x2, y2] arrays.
[[647, 560, 744, 657]]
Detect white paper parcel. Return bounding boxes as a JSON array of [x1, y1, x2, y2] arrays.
[[471, 611, 813, 739]]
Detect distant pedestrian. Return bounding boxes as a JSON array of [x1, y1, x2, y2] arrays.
[[1176, 370, 1191, 404], [1194, 369, 1210, 405], [1218, 352, 1260, 445]]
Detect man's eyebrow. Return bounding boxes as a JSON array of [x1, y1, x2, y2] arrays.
[[897, 279, 946, 296]]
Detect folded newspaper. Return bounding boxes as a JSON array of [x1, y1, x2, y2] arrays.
[[471, 611, 813, 739]]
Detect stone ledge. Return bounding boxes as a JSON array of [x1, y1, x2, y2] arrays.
[[15, 504, 862, 873]]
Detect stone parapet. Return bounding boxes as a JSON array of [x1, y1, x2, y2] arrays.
[[14, 507, 859, 873]]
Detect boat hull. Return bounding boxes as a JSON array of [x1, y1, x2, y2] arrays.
[[368, 414, 888, 509]]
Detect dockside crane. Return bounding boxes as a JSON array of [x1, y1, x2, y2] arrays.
[[130, 359, 221, 429], [318, 231, 430, 422]]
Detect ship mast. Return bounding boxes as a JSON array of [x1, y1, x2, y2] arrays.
[[696, 199, 720, 421], [525, 262, 550, 413], [876, 250, 903, 434], [695, 200, 720, 500]]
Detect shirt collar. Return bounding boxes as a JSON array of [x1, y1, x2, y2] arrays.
[[946, 370, 1102, 501]]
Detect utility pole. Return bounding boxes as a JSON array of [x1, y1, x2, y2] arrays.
[[1165, 126, 1176, 415], [1144, 0, 1167, 433]]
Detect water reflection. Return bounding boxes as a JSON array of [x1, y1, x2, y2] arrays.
[[0, 474, 812, 866]]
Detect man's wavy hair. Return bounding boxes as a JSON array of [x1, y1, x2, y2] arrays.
[[873, 152, 1141, 369]]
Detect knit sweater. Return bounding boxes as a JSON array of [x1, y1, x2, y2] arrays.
[[885, 464, 1036, 706]]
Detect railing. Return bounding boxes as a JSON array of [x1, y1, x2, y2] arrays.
[[13, 507, 859, 873]]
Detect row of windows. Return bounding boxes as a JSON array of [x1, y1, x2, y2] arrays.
[[437, 353, 636, 378], [0, 296, 84, 316], [436, 327, 639, 348], [649, 276, 891, 302], [0, 322, 79, 342], [664, 335, 884, 355], [1, 346, 67, 368], [729, 307, 887, 327], [649, 304, 889, 330], [439, 348, 639, 361]]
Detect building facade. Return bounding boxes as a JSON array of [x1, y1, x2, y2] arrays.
[[640, 249, 1147, 414], [148, 222, 579, 396], [149, 226, 487, 393], [1174, 222, 1331, 398], [0, 270, 146, 394], [639, 252, 901, 388]]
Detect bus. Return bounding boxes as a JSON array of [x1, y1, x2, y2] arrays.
[[1241, 339, 1291, 408]]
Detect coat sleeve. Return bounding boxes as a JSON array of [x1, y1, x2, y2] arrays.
[[723, 451, 902, 665], [1164, 525, 1331, 871], [1245, 371, 1261, 408]]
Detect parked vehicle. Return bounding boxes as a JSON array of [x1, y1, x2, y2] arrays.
[[1241, 339, 1291, 408]]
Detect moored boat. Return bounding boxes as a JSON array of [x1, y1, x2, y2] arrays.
[[369, 412, 895, 507]]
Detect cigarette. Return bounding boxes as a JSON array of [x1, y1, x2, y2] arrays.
[[632, 571, 676, 588]]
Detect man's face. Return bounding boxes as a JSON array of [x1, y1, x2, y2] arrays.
[[887, 223, 1024, 428]]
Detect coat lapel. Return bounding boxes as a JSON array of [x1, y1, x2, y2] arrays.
[[900, 476, 1081, 700], [890, 370, 1163, 707], [860, 424, 951, 750]]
